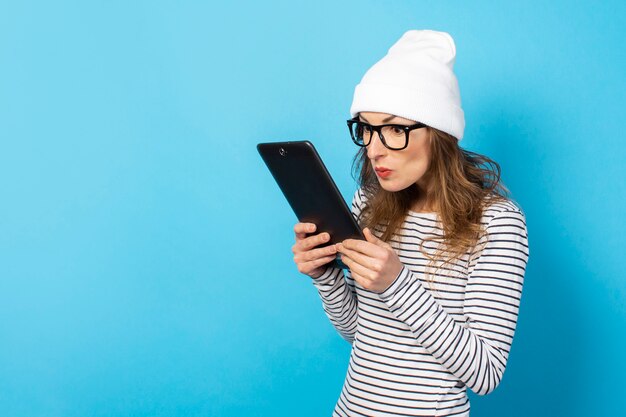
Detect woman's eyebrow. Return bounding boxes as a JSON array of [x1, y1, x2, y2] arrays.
[[359, 115, 401, 123]]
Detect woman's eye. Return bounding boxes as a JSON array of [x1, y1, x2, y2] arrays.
[[392, 127, 404, 135]]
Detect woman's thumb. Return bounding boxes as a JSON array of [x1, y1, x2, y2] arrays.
[[364, 227, 390, 248], [364, 227, 378, 242]]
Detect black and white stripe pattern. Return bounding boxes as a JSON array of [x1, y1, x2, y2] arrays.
[[312, 188, 529, 416]]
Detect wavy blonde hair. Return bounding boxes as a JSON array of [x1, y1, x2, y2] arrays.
[[351, 127, 510, 282]]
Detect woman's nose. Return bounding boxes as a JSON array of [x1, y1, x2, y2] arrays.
[[366, 132, 387, 160]]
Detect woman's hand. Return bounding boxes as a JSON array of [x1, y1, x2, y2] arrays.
[[292, 222, 338, 279], [335, 228, 403, 293]]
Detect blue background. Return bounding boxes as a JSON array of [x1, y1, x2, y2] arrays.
[[1, 1, 625, 416]]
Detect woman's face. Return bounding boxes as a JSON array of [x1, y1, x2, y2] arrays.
[[359, 111, 432, 193]]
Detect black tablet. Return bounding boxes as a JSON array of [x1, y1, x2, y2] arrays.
[[257, 140, 365, 270]]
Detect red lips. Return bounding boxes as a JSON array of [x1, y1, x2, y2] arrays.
[[375, 167, 392, 178]]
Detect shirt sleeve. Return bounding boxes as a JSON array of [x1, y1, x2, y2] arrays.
[[310, 188, 365, 344], [377, 208, 529, 395]]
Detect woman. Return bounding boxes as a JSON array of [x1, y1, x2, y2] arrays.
[[292, 30, 529, 417]]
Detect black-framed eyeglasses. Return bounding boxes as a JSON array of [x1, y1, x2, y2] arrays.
[[346, 116, 428, 150]]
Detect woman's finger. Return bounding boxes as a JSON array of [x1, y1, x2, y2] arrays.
[[302, 232, 331, 251], [341, 238, 387, 259], [301, 254, 337, 274], [304, 244, 337, 262], [338, 245, 380, 272], [294, 223, 316, 241], [342, 253, 376, 281], [340, 254, 372, 284], [349, 268, 372, 289], [293, 231, 331, 255]]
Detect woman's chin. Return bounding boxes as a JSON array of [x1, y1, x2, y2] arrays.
[[379, 180, 410, 193]]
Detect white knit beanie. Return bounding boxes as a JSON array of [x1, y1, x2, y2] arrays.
[[350, 30, 465, 141]]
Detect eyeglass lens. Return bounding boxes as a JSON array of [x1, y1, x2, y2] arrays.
[[350, 122, 408, 150]]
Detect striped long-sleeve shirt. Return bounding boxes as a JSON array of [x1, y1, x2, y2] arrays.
[[311, 187, 529, 417]]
